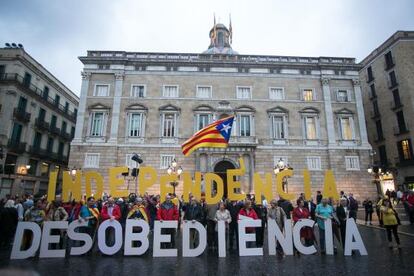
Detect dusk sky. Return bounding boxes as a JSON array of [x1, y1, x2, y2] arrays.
[[1, 0, 414, 96]]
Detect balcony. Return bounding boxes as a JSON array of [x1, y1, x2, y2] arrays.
[[28, 146, 48, 158], [50, 125, 61, 136], [369, 91, 377, 100], [0, 73, 76, 123], [60, 130, 72, 141], [35, 119, 50, 132], [395, 157, 414, 167], [390, 100, 403, 111], [393, 126, 410, 136], [7, 139, 26, 154], [13, 108, 31, 123], [370, 111, 381, 120]]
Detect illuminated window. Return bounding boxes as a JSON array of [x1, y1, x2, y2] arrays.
[[401, 140, 412, 160], [302, 89, 314, 101]]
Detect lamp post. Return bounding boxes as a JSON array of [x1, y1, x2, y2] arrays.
[[273, 158, 292, 193], [166, 159, 183, 194]]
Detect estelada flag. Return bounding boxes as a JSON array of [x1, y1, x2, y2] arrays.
[[181, 116, 234, 156]]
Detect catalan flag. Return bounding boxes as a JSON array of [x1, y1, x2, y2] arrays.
[[181, 116, 234, 156]]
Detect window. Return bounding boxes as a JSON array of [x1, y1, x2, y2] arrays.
[[58, 142, 64, 156], [367, 66, 374, 82], [385, 51, 394, 70], [84, 153, 100, 168], [43, 86, 49, 100], [23, 72, 32, 87], [127, 113, 143, 137], [46, 137, 54, 153], [336, 90, 349, 102], [62, 121, 67, 133], [307, 156, 321, 171], [160, 155, 175, 169], [40, 162, 49, 177], [398, 139, 413, 161], [376, 120, 384, 141], [0, 179, 13, 200], [269, 88, 284, 100], [131, 85, 145, 97], [389, 71, 398, 88], [161, 113, 177, 137], [369, 84, 376, 98], [196, 86, 212, 98], [302, 89, 314, 101], [392, 89, 402, 108], [0, 65, 5, 79], [38, 108, 46, 121], [163, 85, 178, 98], [4, 154, 17, 174], [65, 102, 69, 113], [396, 111, 407, 133], [236, 87, 251, 99], [196, 113, 212, 131], [239, 115, 251, 136], [304, 116, 318, 140], [378, 145, 388, 166], [271, 115, 285, 139], [339, 117, 354, 140], [10, 123, 22, 142], [345, 156, 360, 171], [51, 115, 57, 128], [71, 126, 75, 138], [55, 95, 60, 106], [28, 159, 38, 175], [17, 96, 27, 112], [94, 84, 109, 96], [90, 112, 105, 136], [372, 100, 380, 116], [33, 132, 42, 149]]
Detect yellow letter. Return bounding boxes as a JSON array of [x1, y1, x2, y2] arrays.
[[205, 173, 223, 204], [159, 174, 175, 200], [182, 172, 201, 203], [303, 170, 312, 201], [84, 171, 103, 199], [47, 170, 58, 201], [62, 170, 82, 201], [253, 173, 273, 202], [109, 166, 129, 198], [276, 169, 295, 201], [227, 158, 246, 202], [322, 170, 340, 200], [138, 166, 157, 195]]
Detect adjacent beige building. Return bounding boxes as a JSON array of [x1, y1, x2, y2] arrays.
[[69, 24, 376, 199], [0, 45, 79, 198], [360, 31, 414, 192]]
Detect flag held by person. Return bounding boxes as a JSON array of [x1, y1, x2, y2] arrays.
[[181, 116, 234, 156]]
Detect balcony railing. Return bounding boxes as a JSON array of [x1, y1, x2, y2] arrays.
[[50, 125, 61, 136], [370, 111, 381, 119], [393, 126, 410, 136], [0, 73, 76, 123], [35, 118, 50, 132], [13, 108, 31, 123], [60, 130, 72, 141], [7, 139, 26, 154], [28, 146, 48, 158], [390, 100, 403, 111]]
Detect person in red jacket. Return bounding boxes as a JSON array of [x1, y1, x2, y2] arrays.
[[238, 199, 259, 248], [157, 195, 179, 248], [292, 198, 314, 248], [100, 197, 121, 248]]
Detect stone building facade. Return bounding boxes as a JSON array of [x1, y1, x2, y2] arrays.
[[359, 31, 414, 192], [0, 46, 79, 198], [69, 24, 376, 199]]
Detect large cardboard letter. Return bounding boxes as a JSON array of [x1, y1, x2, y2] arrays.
[[217, 220, 226, 257], [276, 169, 295, 200], [62, 170, 82, 202], [182, 172, 202, 203], [182, 221, 207, 257], [98, 219, 123, 255], [344, 218, 368, 256], [253, 173, 273, 202], [153, 221, 178, 257], [322, 170, 339, 200], [138, 166, 157, 195], [267, 219, 293, 255], [324, 218, 334, 255], [303, 170, 312, 201], [84, 171, 103, 199], [204, 173, 223, 204], [67, 220, 93, 255], [10, 222, 41, 259], [124, 219, 150, 256], [292, 219, 317, 255], [39, 221, 68, 258], [47, 170, 58, 201], [227, 158, 246, 202], [160, 174, 176, 200], [109, 166, 129, 198], [238, 219, 263, 256]]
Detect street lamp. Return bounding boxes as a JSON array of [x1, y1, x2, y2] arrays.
[[273, 158, 292, 192], [166, 159, 183, 194]]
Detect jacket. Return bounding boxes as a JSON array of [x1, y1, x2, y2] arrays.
[[238, 208, 258, 233], [184, 203, 204, 222], [101, 203, 122, 221], [381, 206, 398, 226], [268, 206, 286, 229], [157, 201, 179, 221]]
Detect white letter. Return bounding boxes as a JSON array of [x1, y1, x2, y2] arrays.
[[238, 219, 263, 256], [98, 219, 123, 255], [344, 218, 368, 256], [182, 221, 207, 257], [153, 221, 178, 257], [217, 220, 226, 257], [10, 222, 41, 259], [67, 220, 93, 255], [267, 219, 293, 256], [324, 218, 334, 255], [124, 219, 150, 256], [292, 219, 317, 255], [39, 221, 68, 258]]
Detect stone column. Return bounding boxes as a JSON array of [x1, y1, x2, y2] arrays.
[[321, 78, 336, 147], [109, 72, 124, 143], [73, 72, 90, 143], [352, 79, 370, 147]]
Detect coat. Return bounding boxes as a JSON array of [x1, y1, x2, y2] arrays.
[[381, 206, 398, 226], [101, 204, 122, 221], [238, 208, 258, 233], [157, 202, 179, 221], [292, 207, 314, 240]]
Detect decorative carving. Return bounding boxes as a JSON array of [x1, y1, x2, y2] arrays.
[[81, 71, 91, 80], [321, 78, 330, 85], [115, 72, 125, 80], [352, 79, 360, 86]]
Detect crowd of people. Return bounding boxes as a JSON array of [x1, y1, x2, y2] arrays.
[[0, 189, 412, 255]]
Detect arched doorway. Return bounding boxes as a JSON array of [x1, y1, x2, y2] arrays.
[[214, 160, 236, 199]]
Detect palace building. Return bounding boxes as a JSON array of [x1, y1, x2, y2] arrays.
[[69, 23, 376, 199]]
